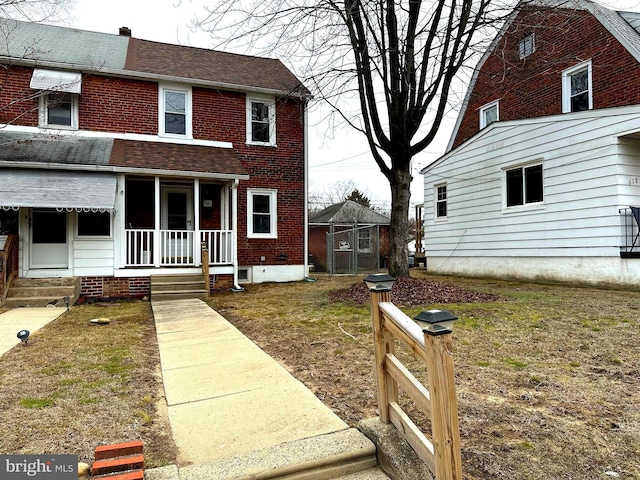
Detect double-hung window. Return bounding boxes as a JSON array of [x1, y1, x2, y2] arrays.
[[40, 92, 79, 129], [247, 189, 277, 238], [480, 101, 499, 129], [159, 85, 191, 137], [247, 96, 276, 145], [562, 61, 592, 113], [358, 228, 372, 252], [435, 184, 447, 219], [505, 162, 543, 208]]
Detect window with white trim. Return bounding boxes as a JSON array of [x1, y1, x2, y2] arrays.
[[504, 162, 543, 207], [247, 189, 277, 238], [39, 92, 79, 129], [562, 61, 592, 113], [480, 101, 499, 129], [159, 85, 192, 137], [519, 33, 535, 59], [247, 96, 276, 145], [435, 184, 447, 218]]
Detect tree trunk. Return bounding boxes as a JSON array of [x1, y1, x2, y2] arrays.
[[387, 167, 411, 278]]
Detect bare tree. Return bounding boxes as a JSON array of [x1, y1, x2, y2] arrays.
[[0, 0, 72, 21], [190, 0, 512, 277]]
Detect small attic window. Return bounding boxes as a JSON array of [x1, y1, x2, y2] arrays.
[[519, 33, 535, 59]]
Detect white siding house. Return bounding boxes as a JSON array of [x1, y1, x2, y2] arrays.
[[421, 105, 640, 287]]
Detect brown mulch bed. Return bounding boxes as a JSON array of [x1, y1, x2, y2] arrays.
[[328, 276, 505, 307]]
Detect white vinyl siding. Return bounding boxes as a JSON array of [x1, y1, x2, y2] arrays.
[[423, 107, 640, 260], [72, 238, 114, 276]]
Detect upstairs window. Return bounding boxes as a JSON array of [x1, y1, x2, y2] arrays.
[[505, 163, 543, 207], [562, 61, 592, 113], [435, 184, 447, 218], [247, 97, 276, 145], [480, 101, 499, 129], [519, 33, 535, 59], [247, 189, 277, 238], [159, 85, 191, 137], [40, 92, 78, 129]]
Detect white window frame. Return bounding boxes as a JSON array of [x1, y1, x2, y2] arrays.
[[502, 160, 544, 211], [479, 100, 499, 129], [159, 84, 192, 138], [39, 92, 79, 130], [435, 183, 448, 220], [246, 95, 276, 146], [519, 33, 536, 59], [562, 60, 592, 113], [247, 189, 278, 239]]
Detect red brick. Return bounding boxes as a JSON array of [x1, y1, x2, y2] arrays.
[[94, 440, 144, 460], [91, 455, 144, 476]]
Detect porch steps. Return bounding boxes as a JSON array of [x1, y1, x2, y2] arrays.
[[3, 277, 80, 308], [150, 274, 209, 301]]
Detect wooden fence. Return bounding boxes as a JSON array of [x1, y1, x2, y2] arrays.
[[368, 283, 462, 480], [0, 234, 19, 301]]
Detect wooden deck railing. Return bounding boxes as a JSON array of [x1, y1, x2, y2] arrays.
[[368, 280, 463, 480], [0, 234, 19, 301]]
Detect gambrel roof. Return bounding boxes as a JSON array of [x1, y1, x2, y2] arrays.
[[446, 0, 640, 153], [0, 17, 308, 97]]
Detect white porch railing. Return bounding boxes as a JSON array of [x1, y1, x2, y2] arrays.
[[125, 229, 233, 267]]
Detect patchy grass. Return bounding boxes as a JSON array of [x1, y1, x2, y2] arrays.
[[208, 272, 640, 480], [0, 300, 176, 468]]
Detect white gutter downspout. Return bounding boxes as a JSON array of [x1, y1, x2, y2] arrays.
[[231, 179, 243, 291]]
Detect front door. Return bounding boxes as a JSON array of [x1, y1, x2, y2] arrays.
[[30, 209, 68, 268], [161, 186, 194, 264]]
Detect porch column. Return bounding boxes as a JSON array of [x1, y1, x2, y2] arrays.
[[154, 176, 160, 268], [194, 179, 201, 267], [232, 179, 239, 287]]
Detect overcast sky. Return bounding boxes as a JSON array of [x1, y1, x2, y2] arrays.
[[67, 0, 640, 210]]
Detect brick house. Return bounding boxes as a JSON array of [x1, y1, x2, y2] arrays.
[[420, 0, 640, 287], [0, 18, 309, 300]]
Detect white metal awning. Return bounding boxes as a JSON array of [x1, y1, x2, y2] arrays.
[[30, 68, 82, 94], [0, 170, 116, 212]]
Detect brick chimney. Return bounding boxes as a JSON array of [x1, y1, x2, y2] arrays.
[[119, 27, 131, 37]]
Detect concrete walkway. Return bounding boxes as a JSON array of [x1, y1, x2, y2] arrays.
[[0, 306, 65, 354], [150, 299, 386, 479]]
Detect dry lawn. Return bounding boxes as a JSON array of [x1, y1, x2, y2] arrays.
[[0, 300, 176, 468], [208, 272, 640, 480], [0, 273, 638, 479]]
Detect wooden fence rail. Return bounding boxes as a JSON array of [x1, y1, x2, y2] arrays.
[[0, 234, 19, 301], [368, 280, 463, 480]]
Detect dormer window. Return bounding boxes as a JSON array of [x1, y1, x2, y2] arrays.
[[519, 33, 535, 59], [247, 96, 276, 146]]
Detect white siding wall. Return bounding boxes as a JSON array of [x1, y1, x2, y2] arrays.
[[422, 106, 640, 285], [72, 238, 114, 276]]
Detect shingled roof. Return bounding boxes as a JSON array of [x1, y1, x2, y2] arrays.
[[309, 200, 390, 225], [0, 17, 307, 96]]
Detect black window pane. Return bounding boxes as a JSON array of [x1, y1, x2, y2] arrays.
[[252, 122, 269, 142], [506, 169, 524, 206], [48, 93, 72, 126], [525, 165, 543, 203], [253, 214, 271, 234], [33, 210, 66, 243], [165, 113, 186, 134], [253, 195, 270, 214], [571, 92, 589, 112], [78, 212, 110, 236], [437, 202, 447, 217]]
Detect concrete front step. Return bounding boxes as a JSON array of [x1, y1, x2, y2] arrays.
[[162, 428, 383, 480], [3, 277, 79, 308], [150, 274, 208, 301]]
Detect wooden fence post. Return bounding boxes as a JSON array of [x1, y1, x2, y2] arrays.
[[365, 274, 397, 424], [201, 242, 210, 295], [424, 330, 463, 480]]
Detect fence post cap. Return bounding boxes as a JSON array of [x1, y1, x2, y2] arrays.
[[414, 309, 457, 335], [364, 274, 396, 292]]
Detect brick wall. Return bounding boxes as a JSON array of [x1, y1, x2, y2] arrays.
[[80, 276, 150, 300], [452, 7, 640, 149]]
